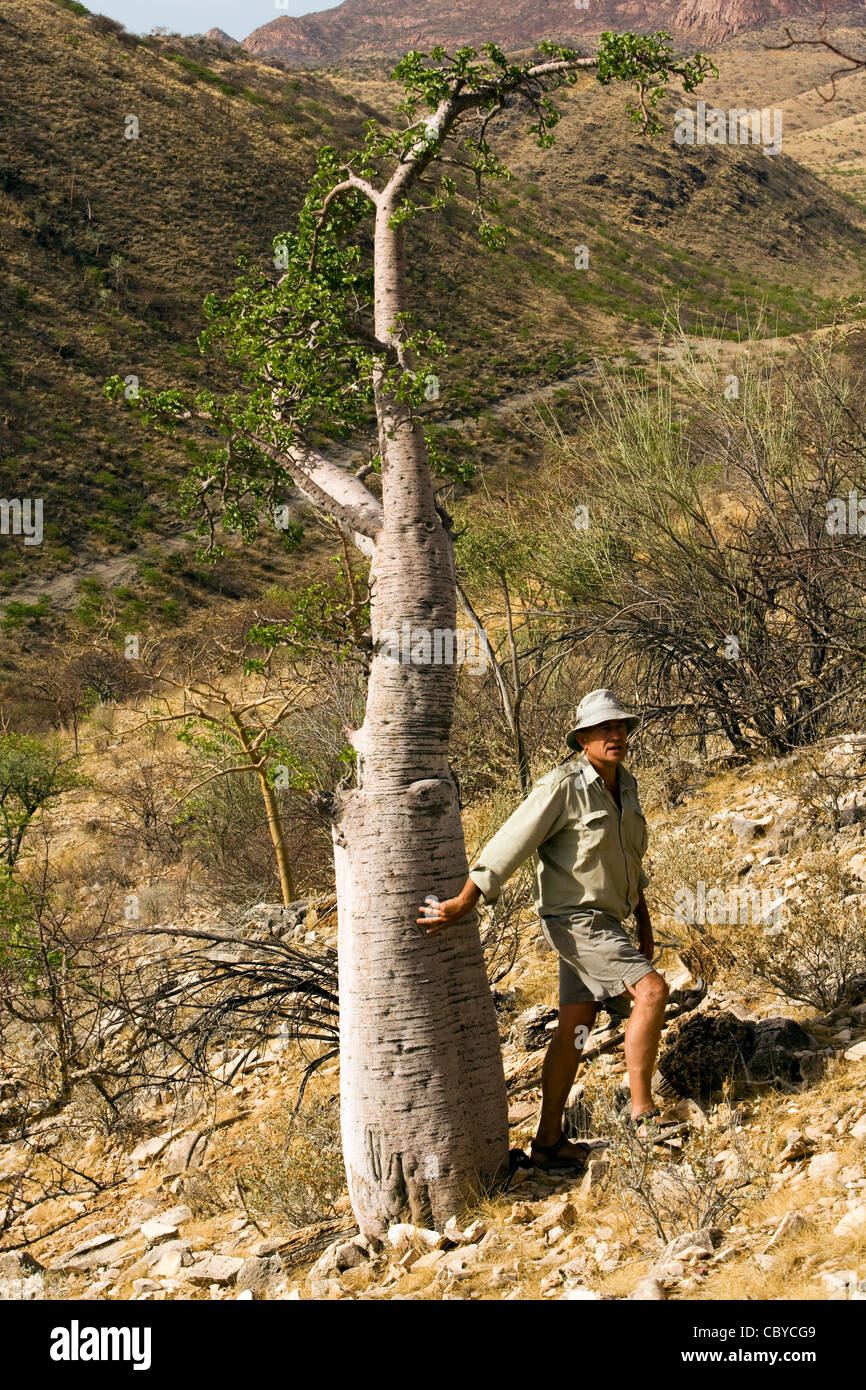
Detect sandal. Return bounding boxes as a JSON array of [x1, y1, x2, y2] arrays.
[[504, 1148, 534, 1189], [530, 1132, 591, 1171], [626, 1109, 688, 1143]]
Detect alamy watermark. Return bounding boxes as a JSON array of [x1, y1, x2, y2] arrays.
[[674, 101, 783, 156], [674, 880, 787, 928], [0, 498, 43, 546], [825, 489, 866, 535], [50, 1321, 151, 1370], [379, 623, 488, 674]]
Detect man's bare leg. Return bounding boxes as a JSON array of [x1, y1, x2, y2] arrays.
[[622, 970, 670, 1117], [533, 1001, 599, 1159]]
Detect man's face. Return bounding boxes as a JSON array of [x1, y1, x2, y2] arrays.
[[577, 719, 628, 764]]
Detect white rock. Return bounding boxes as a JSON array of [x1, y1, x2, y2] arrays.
[[559, 1286, 600, 1300], [713, 1148, 742, 1181], [763, 1211, 805, 1251], [850, 1115, 866, 1140], [659, 1228, 718, 1263], [129, 1134, 174, 1167], [808, 1152, 842, 1182], [64, 1232, 122, 1261], [386, 1223, 416, 1252], [844, 1041, 866, 1063], [631, 1275, 667, 1300], [159, 1205, 193, 1227], [148, 1245, 189, 1279], [833, 1205, 866, 1238], [185, 1255, 245, 1286], [579, 1158, 610, 1199], [141, 1219, 179, 1245]]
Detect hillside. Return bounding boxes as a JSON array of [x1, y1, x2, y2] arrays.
[[3, 0, 866, 631], [2, 0, 866, 1319], [241, 0, 865, 68], [3, 716, 866, 1303]]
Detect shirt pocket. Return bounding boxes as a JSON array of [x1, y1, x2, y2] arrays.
[[622, 800, 648, 859], [575, 808, 611, 864]]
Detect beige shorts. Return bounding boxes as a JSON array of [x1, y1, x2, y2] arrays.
[[540, 908, 654, 1018]]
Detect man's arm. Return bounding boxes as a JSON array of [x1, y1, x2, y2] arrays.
[[417, 774, 569, 934]]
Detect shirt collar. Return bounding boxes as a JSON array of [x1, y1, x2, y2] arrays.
[[574, 750, 636, 789]]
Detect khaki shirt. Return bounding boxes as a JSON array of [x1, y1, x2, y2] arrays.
[[468, 752, 649, 921]]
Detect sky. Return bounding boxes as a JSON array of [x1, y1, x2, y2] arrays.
[[90, 0, 343, 39]]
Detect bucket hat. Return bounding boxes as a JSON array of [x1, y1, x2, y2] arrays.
[[565, 688, 640, 750]]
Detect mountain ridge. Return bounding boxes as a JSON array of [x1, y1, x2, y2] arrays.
[[239, 0, 865, 68]]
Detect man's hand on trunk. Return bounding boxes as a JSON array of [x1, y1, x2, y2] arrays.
[[417, 878, 482, 934]]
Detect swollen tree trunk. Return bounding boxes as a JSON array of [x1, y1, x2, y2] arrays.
[[333, 197, 508, 1238]]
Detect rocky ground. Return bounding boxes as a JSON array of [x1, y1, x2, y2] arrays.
[[2, 734, 866, 1301]]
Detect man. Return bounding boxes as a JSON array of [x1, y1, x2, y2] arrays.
[[418, 689, 673, 1169]]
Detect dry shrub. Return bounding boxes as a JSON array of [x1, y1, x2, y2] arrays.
[[736, 851, 866, 1012], [581, 1074, 769, 1247], [229, 1096, 345, 1230]]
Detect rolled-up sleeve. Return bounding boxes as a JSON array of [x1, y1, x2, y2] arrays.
[[468, 775, 569, 904]]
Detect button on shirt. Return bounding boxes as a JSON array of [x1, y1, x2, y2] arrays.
[[467, 752, 649, 921]]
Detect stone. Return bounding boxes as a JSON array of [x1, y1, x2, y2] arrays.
[[130, 1134, 174, 1167], [559, 1286, 600, 1300], [833, 1205, 866, 1238], [659, 1098, 708, 1130], [184, 1255, 244, 1286], [631, 1275, 667, 1300], [0, 1251, 43, 1277], [713, 1148, 742, 1181], [159, 1204, 193, 1227], [579, 1158, 610, 1200], [850, 1115, 866, 1140], [844, 1041, 866, 1063], [462, 1219, 487, 1243], [64, 1232, 122, 1261], [731, 814, 773, 842], [55, 1233, 131, 1272], [332, 1240, 366, 1270], [309, 1235, 371, 1280], [510, 1005, 558, 1052], [443, 1216, 486, 1244], [777, 1130, 813, 1165], [141, 1218, 179, 1245], [147, 1243, 192, 1279], [236, 1255, 282, 1297], [161, 1131, 207, 1176], [748, 1018, 816, 1085], [535, 1201, 579, 1233], [808, 1152, 842, 1183], [438, 1244, 479, 1278], [657, 1227, 721, 1266], [238, 900, 309, 940], [387, 1223, 417, 1253], [763, 1211, 806, 1251], [505, 1201, 534, 1225]]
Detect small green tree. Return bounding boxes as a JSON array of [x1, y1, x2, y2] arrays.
[[0, 733, 84, 869]]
